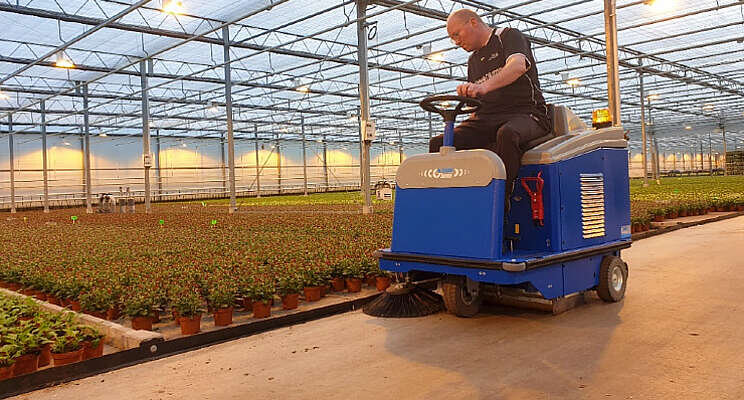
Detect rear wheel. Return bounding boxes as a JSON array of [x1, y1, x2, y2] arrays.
[[597, 256, 628, 302], [442, 276, 482, 317]]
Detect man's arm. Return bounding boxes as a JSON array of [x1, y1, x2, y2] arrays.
[[457, 54, 529, 98]]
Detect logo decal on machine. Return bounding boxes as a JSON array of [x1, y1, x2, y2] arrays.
[[420, 168, 469, 179]]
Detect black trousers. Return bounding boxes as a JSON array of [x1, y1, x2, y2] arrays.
[[428, 114, 549, 202]]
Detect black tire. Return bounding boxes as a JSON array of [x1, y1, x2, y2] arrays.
[[597, 256, 628, 302], [442, 276, 482, 317]]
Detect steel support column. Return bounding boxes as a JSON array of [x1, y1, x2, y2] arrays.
[[604, 0, 621, 125], [720, 112, 727, 176], [276, 133, 281, 194], [155, 129, 162, 200], [223, 26, 237, 213], [140, 60, 152, 214], [254, 125, 261, 198], [356, 0, 372, 214], [322, 135, 329, 191], [301, 115, 308, 196], [82, 84, 93, 213], [41, 100, 49, 213], [220, 132, 227, 195], [638, 60, 648, 187], [8, 115, 15, 213], [398, 129, 403, 164]]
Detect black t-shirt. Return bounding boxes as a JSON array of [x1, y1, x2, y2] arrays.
[[468, 27, 548, 125]]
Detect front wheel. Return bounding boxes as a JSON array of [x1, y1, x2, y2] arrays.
[[597, 256, 628, 302], [442, 276, 482, 317]]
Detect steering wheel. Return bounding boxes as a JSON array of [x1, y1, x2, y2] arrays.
[[419, 95, 482, 122]]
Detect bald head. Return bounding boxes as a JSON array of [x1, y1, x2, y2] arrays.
[[447, 9, 491, 52]]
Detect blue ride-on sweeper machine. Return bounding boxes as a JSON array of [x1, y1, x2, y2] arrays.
[[364, 95, 631, 318]]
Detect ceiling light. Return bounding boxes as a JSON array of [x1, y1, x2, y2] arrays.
[[702, 104, 715, 112], [643, 0, 675, 12], [63, 141, 71, 146], [684, 125, 692, 130], [99, 132, 107, 137], [647, 93, 660, 101], [426, 52, 445, 63], [181, 142, 187, 147], [565, 78, 581, 87], [296, 85, 310, 93], [208, 101, 219, 113], [162, 0, 184, 14], [54, 53, 75, 69], [0, 91, 9, 100]]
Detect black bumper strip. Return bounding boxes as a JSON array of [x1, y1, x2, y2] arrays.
[[374, 241, 632, 271]]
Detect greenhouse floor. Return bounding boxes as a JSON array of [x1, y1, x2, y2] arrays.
[[13, 215, 744, 400]]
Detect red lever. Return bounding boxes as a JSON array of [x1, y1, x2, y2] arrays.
[[520, 172, 545, 227]]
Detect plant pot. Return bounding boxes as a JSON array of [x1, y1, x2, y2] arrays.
[[87, 310, 107, 319], [151, 310, 161, 323], [52, 349, 83, 367], [331, 277, 345, 292], [303, 286, 322, 302], [738, 205, 744, 212], [366, 275, 377, 287], [172, 309, 181, 325], [82, 340, 104, 360], [320, 285, 329, 297], [213, 307, 233, 326], [0, 365, 13, 381], [106, 307, 121, 320], [642, 223, 650, 232], [716, 206, 726, 212], [46, 295, 60, 305], [132, 316, 153, 331], [7, 282, 21, 291], [242, 297, 253, 312], [252, 300, 272, 318], [60, 298, 71, 308], [376, 276, 392, 292], [69, 300, 82, 312], [679, 210, 688, 217], [653, 215, 664, 222], [281, 293, 299, 310], [20, 288, 34, 296], [33, 292, 48, 301], [38, 343, 52, 367], [13, 353, 39, 377], [346, 278, 362, 293], [179, 314, 201, 335]]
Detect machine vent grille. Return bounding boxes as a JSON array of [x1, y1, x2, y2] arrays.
[[580, 173, 605, 239]]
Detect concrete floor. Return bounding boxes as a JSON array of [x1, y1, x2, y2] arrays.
[[12, 216, 744, 400]]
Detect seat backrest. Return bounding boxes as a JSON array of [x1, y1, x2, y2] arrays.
[[552, 104, 571, 136]]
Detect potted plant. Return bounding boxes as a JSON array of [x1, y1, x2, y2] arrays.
[[343, 263, 365, 293], [0, 344, 20, 381], [51, 327, 83, 366], [276, 273, 303, 311], [651, 209, 665, 222], [172, 289, 204, 335], [79, 288, 113, 320], [80, 326, 105, 360], [329, 262, 346, 292], [302, 269, 325, 302], [9, 324, 45, 376], [122, 293, 157, 331], [34, 314, 56, 367], [247, 280, 275, 318], [375, 270, 393, 292], [207, 281, 236, 327]]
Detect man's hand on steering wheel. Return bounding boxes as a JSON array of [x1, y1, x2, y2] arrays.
[[456, 82, 488, 98]]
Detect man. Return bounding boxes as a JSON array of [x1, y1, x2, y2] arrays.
[[429, 9, 551, 206]]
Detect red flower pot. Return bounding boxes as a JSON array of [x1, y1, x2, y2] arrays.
[[213, 307, 233, 326], [33, 292, 47, 301], [87, 310, 107, 319], [738, 205, 744, 212], [346, 278, 362, 293], [172, 309, 180, 325], [47, 295, 60, 305], [242, 297, 253, 312], [179, 314, 201, 335], [52, 349, 83, 367], [132, 316, 153, 331], [252, 301, 272, 318], [331, 277, 345, 292], [13, 353, 39, 377], [38, 344, 52, 367], [376, 276, 392, 292], [0, 365, 13, 381], [20, 288, 34, 296], [303, 286, 322, 302], [642, 223, 650, 232], [60, 298, 71, 308], [106, 307, 121, 320], [7, 282, 21, 291], [82, 341, 104, 360], [281, 293, 299, 310], [69, 300, 82, 312], [679, 210, 688, 217], [320, 285, 329, 297], [366, 275, 377, 287], [653, 215, 664, 222]]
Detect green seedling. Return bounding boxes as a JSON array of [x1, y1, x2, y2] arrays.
[[71, 216, 78, 224], [210, 219, 217, 228], [159, 219, 165, 228]]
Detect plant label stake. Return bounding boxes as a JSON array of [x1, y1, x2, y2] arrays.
[[23, 217, 28, 223], [71, 216, 78, 224], [201, 201, 206, 207], [211, 219, 217, 228], [159, 219, 165, 228]]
